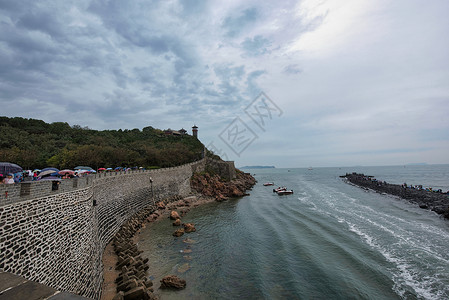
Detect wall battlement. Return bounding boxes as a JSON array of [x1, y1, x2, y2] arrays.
[[0, 158, 236, 299]]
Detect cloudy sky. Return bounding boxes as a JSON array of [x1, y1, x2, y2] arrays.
[[1, 0, 448, 167]]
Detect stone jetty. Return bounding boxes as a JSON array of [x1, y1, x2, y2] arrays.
[[342, 173, 449, 219]]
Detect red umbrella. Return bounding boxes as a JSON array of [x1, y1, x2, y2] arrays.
[[98, 168, 106, 171]]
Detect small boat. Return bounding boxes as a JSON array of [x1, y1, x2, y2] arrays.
[[277, 190, 294, 195], [273, 187, 287, 193], [263, 182, 274, 186], [308, 167, 313, 170]]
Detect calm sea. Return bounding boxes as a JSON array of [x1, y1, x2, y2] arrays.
[[137, 165, 449, 299]]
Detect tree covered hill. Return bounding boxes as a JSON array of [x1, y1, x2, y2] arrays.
[[0, 116, 209, 170]]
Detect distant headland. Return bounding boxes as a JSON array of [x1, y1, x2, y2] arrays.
[[240, 166, 276, 169]]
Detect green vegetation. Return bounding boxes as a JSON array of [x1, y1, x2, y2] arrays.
[[0, 117, 209, 170]]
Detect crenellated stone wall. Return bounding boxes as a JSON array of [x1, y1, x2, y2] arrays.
[[0, 158, 212, 299]]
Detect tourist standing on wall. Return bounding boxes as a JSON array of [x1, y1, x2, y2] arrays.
[[4, 174, 14, 184]]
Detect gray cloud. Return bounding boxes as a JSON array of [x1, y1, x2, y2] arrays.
[[283, 64, 302, 75], [1, 0, 448, 167], [241, 35, 271, 57], [222, 7, 259, 37]]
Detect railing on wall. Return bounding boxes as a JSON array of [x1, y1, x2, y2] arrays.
[[0, 158, 207, 206]]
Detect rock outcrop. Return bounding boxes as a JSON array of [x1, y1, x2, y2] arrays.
[[190, 169, 256, 201]]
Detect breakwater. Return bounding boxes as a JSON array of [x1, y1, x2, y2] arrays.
[[342, 173, 449, 219], [0, 158, 236, 299]]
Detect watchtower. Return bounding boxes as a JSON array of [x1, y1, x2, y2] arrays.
[[192, 125, 198, 138]]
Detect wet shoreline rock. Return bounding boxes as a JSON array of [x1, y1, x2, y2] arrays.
[[160, 275, 186, 290], [190, 169, 256, 201], [173, 228, 185, 237], [342, 173, 449, 219], [170, 211, 180, 220], [182, 223, 196, 233]]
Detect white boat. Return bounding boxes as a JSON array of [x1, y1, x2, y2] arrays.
[[263, 182, 274, 186], [277, 190, 294, 195], [273, 187, 287, 193]]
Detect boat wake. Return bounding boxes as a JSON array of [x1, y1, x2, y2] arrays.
[[299, 179, 449, 300]]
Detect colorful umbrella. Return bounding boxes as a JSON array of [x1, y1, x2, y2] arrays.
[[40, 168, 59, 176], [39, 170, 59, 177], [0, 162, 23, 176], [59, 170, 75, 175]]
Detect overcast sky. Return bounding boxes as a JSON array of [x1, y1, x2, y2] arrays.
[[1, 0, 448, 167]]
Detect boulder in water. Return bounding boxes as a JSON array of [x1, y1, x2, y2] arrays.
[[173, 228, 185, 237], [183, 223, 196, 233], [160, 275, 186, 290], [173, 219, 181, 226]]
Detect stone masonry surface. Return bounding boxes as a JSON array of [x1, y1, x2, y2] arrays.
[[0, 158, 235, 299]]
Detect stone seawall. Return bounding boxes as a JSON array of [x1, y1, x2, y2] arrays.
[[0, 158, 212, 299]]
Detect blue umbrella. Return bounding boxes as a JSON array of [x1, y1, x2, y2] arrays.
[[0, 162, 23, 176], [40, 167, 60, 176], [41, 167, 59, 172], [39, 170, 60, 177]]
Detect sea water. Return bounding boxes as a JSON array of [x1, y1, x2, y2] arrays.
[[136, 165, 449, 299]]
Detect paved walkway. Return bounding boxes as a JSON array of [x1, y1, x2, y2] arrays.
[[0, 272, 89, 300]]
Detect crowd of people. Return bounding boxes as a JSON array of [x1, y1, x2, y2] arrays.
[[0, 166, 147, 185]]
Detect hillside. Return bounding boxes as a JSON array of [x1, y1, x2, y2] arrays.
[[0, 117, 213, 170]]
